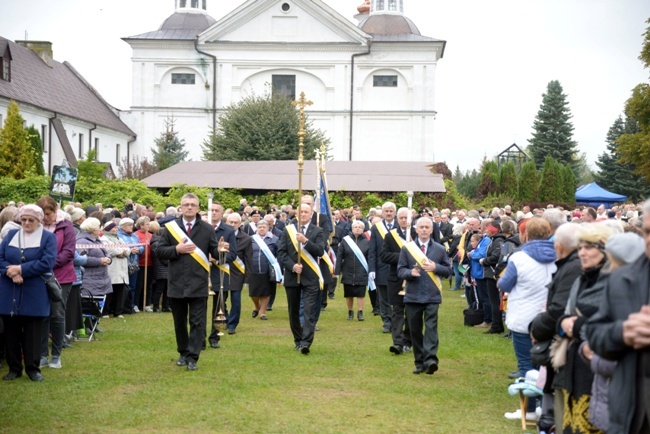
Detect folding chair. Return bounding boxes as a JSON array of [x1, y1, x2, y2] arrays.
[[81, 288, 106, 342]]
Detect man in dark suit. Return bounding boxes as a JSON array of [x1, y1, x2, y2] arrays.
[[380, 207, 412, 355], [397, 216, 452, 375], [242, 210, 261, 236], [265, 214, 283, 238], [223, 213, 253, 335], [207, 202, 237, 348], [328, 209, 349, 300], [277, 203, 327, 354], [154, 193, 225, 371], [438, 213, 454, 245], [368, 202, 397, 333]]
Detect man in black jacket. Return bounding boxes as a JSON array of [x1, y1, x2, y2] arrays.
[[154, 193, 226, 371], [277, 203, 327, 354]]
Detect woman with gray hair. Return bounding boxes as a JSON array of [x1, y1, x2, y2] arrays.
[[76, 218, 113, 315], [335, 220, 371, 321]]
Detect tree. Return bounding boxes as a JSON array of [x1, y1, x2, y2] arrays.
[[152, 118, 188, 171], [595, 115, 650, 201], [618, 19, 650, 182], [498, 162, 518, 199], [538, 157, 562, 203], [25, 125, 45, 176], [476, 160, 499, 200], [560, 163, 577, 203], [76, 148, 106, 181], [0, 100, 36, 178], [517, 160, 539, 203], [456, 169, 481, 199], [429, 162, 452, 180], [118, 155, 158, 180], [201, 92, 329, 161], [528, 80, 579, 173]]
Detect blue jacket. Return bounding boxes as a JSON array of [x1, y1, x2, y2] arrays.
[[0, 228, 57, 317], [468, 235, 490, 279], [118, 228, 143, 262], [498, 240, 556, 292]]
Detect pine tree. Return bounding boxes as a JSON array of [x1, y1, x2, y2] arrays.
[[26, 125, 45, 176], [561, 163, 577, 203], [452, 165, 463, 185], [596, 115, 650, 201], [456, 169, 481, 198], [0, 101, 36, 179], [498, 162, 518, 199], [477, 160, 499, 199], [528, 80, 579, 173], [152, 118, 189, 171], [517, 160, 539, 203]]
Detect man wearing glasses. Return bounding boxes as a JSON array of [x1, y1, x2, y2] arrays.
[[154, 193, 226, 371]]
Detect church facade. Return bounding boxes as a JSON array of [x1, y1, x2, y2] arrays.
[[120, 0, 445, 163]]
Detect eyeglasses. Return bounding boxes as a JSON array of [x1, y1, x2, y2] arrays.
[[181, 203, 199, 208], [21, 218, 37, 223]]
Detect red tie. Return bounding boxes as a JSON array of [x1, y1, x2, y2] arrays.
[[186, 222, 192, 233], [421, 243, 426, 254]]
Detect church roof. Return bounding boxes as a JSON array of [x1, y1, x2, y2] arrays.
[[142, 161, 446, 193], [0, 37, 134, 137], [358, 14, 446, 46], [125, 12, 217, 40]]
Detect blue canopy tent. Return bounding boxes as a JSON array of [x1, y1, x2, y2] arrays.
[[575, 182, 627, 208]]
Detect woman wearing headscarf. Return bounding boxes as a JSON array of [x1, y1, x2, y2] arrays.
[[36, 196, 76, 370], [557, 224, 613, 434], [100, 220, 130, 318], [76, 217, 113, 315], [0, 205, 57, 381]]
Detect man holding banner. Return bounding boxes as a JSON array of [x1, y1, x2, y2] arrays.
[[397, 217, 452, 375], [277, 203, 327, 355], [154, 193, 225, 371]]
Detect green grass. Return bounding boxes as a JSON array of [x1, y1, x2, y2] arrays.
[[0, 285, 531, 433]]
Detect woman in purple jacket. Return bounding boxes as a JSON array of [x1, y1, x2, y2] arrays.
[[37, 196, 76, 369]]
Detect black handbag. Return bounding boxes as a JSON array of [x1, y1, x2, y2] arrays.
[[128, 258, 140, 276], [42, 273, 63, 302], [530, 339, 552, 366]]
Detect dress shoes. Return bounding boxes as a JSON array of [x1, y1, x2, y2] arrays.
[[28, 371, 44, 382], [484, 328, 504, 335], [227, 328, 236, 335], [389, 345, 403, 355], [412, 367, 423, 374], [187, 361, 198, 371], [3, 371, 22, 381], [294, 345, 301, 351], [357, 311, 364, 321], [473, 322, 490, 328], [424, 363, 439, 375], [252, 310, 259, 318], [403, 346, 411, 353], [300, 345, 310, 355], [210, 342, 220, 349], [382, 327, 391, 334], [176, 357, 187, 367]]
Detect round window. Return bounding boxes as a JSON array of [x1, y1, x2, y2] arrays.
[[281, 3, 291, 12]]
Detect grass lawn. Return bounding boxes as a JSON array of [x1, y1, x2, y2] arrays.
[[0, 284, 531, 433]]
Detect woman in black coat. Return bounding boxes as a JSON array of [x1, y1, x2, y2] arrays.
[[335, 221, 370, 321]]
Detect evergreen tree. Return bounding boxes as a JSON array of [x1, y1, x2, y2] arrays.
[[477, 160, 499, 199], [76, 148, 106, 180], [456, 169, 481, 199], [618, 19, 650, 182], [25, 125, 45, 176], [517, 160, 539, 203], [152, 118, 189, 171], [452, 165, 463, 185], [498, 162, 518, 198], [561, 163, 577, 203], [0, 101, 36, 179], [538, 157, 562, 203], [595, 115, 650, 201], [201, 92, 329, 161], [528, 80, 579, 172]]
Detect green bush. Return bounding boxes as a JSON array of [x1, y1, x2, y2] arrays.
[[0, 175, 50, 203]]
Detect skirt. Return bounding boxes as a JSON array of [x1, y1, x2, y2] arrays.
[[343, 284, 366, 298], [249, 273, 272, 297]]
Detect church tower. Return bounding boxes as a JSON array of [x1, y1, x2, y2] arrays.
[[174, 0, 208, 13], [369, 0, 404, 15]]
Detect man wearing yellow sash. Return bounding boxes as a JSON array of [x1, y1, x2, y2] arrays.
[[223, 213, 253, 336], [397, 217, 452, 376], [154, 193, 226, 372], [368, 202, 397, 334], [276, 203, 327, 355]]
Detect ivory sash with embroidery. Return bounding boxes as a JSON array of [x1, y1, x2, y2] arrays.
[[343, 235, 376, 291], [286, 225, 323, 289], [252, 234, 282, 282], [404, 241, 443, 295], [165, 220, 210, 272]]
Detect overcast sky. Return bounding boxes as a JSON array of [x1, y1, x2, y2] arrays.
[[1, 0, 648, 174]]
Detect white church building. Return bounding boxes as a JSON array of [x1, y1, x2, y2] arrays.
[[120, 0, 446, 163]]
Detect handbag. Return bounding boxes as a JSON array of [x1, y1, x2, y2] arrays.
[[530, 339, 552, 366], [268, 266, 276, 282], [550, 335, 570, 371], [128, 257, 140, 276], [42, 272, 63, 302]]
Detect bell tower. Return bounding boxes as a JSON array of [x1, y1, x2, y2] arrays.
[[369, 0, 404, 15], [175, 0, 207, 13]]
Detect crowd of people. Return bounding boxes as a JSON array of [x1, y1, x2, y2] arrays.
[[0, 196, 649, 434]]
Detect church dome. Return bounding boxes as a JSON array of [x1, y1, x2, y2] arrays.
[[359, 14, 421, 36], [159, 12, 216, 33]]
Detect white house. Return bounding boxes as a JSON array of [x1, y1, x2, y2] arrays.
[[120, 0, 445, 163]]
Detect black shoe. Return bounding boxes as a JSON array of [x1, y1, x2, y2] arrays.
[[28, 371, 44, 382], [484, 329, 504, 334], [389, 345, 403, 355], [424, 363, 438, 375], [176, 357, 187, 367], [357, 311, 364, 321], [187, 361, 198, 371], [267, 307, 273, 311], [347, 310, 354, 320], [294, 345, 301, 351], [328, 293, 335, 299], [413, 367, 423, 374], [210, 342, 220, 349], [3, 371, 22, 381], [227, 328, 236, 335], [383, 327, 391, 334], [508, 370, 520, 379], [300, 346, 310, 355], [252, 310, 258, 318], [373, 309, 380, 316], [403, 346, 412, 353]]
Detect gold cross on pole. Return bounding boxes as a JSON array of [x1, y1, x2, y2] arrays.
[[292, 92, 312, 283]]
